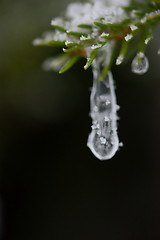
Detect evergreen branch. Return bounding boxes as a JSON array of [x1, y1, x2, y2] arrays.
[[33, 0, 160, 77]]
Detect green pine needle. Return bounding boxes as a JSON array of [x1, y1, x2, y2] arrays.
[[48, 40, 65, 47], [84, 48, 99, 70], [59, 55, 81, 74], [51, 25, 66, 32]]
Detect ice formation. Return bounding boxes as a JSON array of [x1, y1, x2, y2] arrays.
[[87, 46, 119, 160], [51, 1, 130, 35]]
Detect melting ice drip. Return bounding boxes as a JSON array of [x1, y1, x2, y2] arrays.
[[131, 52, 149, 75], [87, 66, 119, 160]]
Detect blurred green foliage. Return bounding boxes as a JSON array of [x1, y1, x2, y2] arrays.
[[0, 0, 88, 123]]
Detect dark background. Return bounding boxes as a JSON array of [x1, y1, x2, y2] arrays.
[[0, 0, 160, 239]]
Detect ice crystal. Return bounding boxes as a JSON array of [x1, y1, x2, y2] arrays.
[[80, 35, 91, 41], [125, 34, 133, 42], [50, 1, 130, 41], [91, 44, 102, 50], [116, 54, 124, 65], [130, 24, 138, 31], [100, 32, 110, 38], [145, 37, 152, 45]]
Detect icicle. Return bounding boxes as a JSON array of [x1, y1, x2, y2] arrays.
[[131, 52, 149, 75], [87, 59, 119, 160]]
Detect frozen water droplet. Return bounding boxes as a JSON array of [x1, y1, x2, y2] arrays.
[[125, 34, 133, 42], [116, 54, 124, 65], [119, 142, 123, 147], [87, 69, 119, 160], [131, 52, 149, 75], [130, 24, 138, 31], [145, 37, 152, 45], [100, 32, 109, 38], [91, 44, 102, 50]]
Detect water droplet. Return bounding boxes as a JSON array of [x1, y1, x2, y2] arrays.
[[87, 68, 119, 160], [131, 52, 149, 75]]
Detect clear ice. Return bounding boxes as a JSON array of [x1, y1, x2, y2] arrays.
[[87, 60, 119, 160], [131, 52, 149, 75]]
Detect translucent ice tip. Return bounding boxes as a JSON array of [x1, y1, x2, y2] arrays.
[[87, 71, 119, 160]]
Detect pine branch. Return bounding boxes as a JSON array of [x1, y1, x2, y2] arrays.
[[33, 0, 160, 78]]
